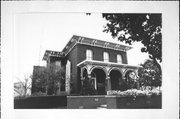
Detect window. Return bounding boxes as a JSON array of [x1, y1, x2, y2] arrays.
[[104, 52, 109, 62], [55, 61, 61, 72], [117, 54, 122, 64], [55, 61, 61, 67], [86, 49, 93, 60]]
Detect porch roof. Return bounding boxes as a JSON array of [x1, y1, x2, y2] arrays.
[[77, 60, 142, 69]]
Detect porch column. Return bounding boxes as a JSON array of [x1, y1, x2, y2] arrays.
[[106, 76, 111, 92], [65, 60, 71, 95], [122, 75, 126, 80], [87, 74, 91, 79]]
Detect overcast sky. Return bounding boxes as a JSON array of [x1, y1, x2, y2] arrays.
[[14, 13, 149, 81]]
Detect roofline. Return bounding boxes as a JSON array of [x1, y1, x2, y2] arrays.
[[74, 35, 132, 48], [43, 50, 65, 61], [62, 35, 133, 56], [43, 35, 133, 60]]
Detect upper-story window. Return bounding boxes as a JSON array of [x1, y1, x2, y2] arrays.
[[86, 49, 93, 60], [117, 54, 122, 64], [104, 52, 109, 62], [55, 61, 61, 72], [55, 61, 61, 67]]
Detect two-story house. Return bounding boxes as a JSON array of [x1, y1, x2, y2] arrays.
[[42, 35, 141, 95]]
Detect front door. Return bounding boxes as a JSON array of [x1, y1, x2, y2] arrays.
[[91, 68, 106, 95]]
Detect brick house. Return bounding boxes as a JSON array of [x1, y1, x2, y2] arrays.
[[42, 35, 141, 95]]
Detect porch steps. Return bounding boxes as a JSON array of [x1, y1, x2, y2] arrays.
[[97, 104, 107, 109]]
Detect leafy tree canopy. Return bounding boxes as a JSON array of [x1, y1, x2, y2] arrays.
[[102, 13, 162, 72], [138, 59, 161, 87], [32, 65, 65, 95], [80, 76, 97, 95]]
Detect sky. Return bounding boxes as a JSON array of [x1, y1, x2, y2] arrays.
[[14, 13, 149, 81]]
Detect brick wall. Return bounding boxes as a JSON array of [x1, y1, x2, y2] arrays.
[[14, 95, 67, 109], [67, 95, 106, 109], [76, 44, 128, 64], [64, 43, 128, 94], [66, 45, 79, 93]]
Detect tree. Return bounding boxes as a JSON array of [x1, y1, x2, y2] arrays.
[[45, 66, 65, 95], [102, 14, 162, 74], [80, 76, 97, 95], [32, 65, 65, 95], [32, 67, 48, 95], [15, 74, 32, 97], [126, 71, 139, 89], [138, 59, 162, 89]]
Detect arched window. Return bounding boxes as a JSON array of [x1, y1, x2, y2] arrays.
[[104, 52, 109, 62], [117, 54, 122, 64], [86, 49, 93, 60]]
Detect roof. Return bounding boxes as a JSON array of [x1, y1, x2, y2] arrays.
[[43, 35, 133, 60], [62, 35, 132, 56], [43, 50, 65, 61]]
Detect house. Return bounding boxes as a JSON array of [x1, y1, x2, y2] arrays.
[[14, 82, 31, 97], [41, 35, 141, 95]]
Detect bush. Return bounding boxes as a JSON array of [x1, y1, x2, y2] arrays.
[[31, 91, 47, 96], [80, 77, 97, 95], [107, 88, 162, 96]]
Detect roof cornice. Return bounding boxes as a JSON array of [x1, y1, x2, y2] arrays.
[[43, 35, 133, 60], [43, 50, 65, 61], [62, 35, 133, 56]]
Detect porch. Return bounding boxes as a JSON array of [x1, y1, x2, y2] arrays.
[[77, 60, 141, 95]]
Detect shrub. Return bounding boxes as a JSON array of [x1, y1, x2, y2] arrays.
[[107, 88, 162, 96], [31, 91, 47, 96], [80, 76, 97, 95]]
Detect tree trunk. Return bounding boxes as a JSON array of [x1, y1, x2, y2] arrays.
[[23, 84, 27, 96], [24, 88, 27, 96]]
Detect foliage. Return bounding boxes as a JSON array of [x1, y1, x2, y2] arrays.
[[32, 65, 65, 95], [138, 59, 162, 87], [31, 91, 47, 97], [102, 13, 162, 73], [46, 67, 65, 95], [80, 76, 97, 95], [32, 68, 48, 94], [125, 71, 139, 90], [107, 88, 162, 96], [119, 81, 129, 91]]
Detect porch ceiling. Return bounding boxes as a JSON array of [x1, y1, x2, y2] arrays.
[[77, 60, 141, 69]]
